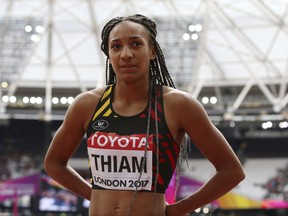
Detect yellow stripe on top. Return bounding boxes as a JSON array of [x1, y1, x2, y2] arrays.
[[101, 86, 112, 101], [103, 108, 112, 116], [92, 86, 112, 121]]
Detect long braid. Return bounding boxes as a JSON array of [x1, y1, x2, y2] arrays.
[[105, 58, 115, 85], [153, 82, 160, 216], [101, 17, 123, 84]]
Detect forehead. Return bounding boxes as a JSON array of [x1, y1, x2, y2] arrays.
[[109, 21, 150, 41]]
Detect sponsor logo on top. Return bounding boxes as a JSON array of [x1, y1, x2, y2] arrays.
[[92, 120, 109, 130]]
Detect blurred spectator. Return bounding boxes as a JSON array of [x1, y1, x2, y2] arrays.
[[0, 147, 41, 181], [258, 163, 288, 201]]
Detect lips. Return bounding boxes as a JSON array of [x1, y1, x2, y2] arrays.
[[121, 64, 136, 68]]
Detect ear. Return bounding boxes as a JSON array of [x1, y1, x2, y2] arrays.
[[150, 48, 156, 60]]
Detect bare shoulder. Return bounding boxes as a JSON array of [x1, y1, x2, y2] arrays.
[[69, 86, 107, 116], [162, 86, 210, 131], [163, 86, 201, 109], [73, 86, 107, 106], [63, 86, 107, 129]]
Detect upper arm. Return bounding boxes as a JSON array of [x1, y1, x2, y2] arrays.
[[173, 91, 242, 171], [44, 91, 98, 166]]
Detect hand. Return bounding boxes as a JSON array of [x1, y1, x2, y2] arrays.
[[165, 204, 188, 216]]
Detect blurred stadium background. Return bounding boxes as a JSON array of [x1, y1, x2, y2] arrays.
[[0, 0, 287, 215]]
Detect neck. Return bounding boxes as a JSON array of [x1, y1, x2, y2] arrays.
[[114, 80, 151, 105]]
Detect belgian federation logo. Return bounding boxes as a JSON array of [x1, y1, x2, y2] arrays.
[[92, 120, 109, 130]]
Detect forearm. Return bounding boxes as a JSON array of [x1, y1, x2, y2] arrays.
[[168, 168, 244, 215], [45, 163, 92, 200]]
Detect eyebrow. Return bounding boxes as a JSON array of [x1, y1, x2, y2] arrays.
[[110, 35, 144, 42]]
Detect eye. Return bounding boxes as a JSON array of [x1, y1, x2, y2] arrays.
[[110, 43, 121, 50], [131, 41, 142, 47]]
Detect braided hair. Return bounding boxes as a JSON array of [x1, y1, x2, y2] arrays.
[[100, 14, 176, 88]]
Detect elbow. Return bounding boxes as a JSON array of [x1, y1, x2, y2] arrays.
[[44, 154, 59, 177], [43, 155, 52, 176], [236, 168, 245, 183], [44, 154, 68, 178], [232, 165, 245, 185], [220, 163, 245, 187]]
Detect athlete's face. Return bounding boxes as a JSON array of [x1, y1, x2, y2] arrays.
[[108, 21, 155, 83]]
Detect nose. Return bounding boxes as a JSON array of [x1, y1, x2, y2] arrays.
[[120, 46, 133, 59]]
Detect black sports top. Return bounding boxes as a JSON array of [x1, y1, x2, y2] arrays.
[[86, 84, 180, 193]]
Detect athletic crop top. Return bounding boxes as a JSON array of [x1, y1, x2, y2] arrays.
[[86, 84, 180, 193]]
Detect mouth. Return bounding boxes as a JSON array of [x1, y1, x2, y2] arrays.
[[121, 64, 136, 68]]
